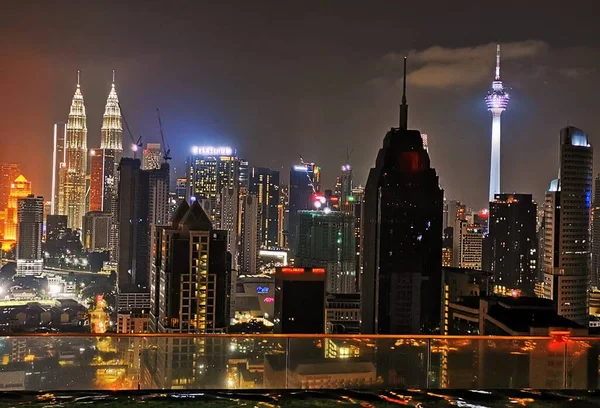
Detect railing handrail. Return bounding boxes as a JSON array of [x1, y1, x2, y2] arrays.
[[0, 333, 587, 340]]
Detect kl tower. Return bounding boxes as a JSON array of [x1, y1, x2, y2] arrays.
[[486, 44, 510, 203]]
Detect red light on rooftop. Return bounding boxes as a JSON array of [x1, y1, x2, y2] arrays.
[[312, 268, 326, 274], [281, 267, 305, 274]]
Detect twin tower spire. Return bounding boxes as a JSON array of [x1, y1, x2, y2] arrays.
[[68, 70, 123, 152]]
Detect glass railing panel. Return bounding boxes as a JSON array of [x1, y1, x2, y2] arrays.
[[2, 335, 595, 391], [566, 337, 597, 390], [287, 336, 428, 389], [140, 335, 288, 390], [430, 337, 567, 389]]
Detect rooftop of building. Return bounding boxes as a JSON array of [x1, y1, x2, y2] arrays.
[[442, 267, 492, 278], [486, 297, 583, 333]]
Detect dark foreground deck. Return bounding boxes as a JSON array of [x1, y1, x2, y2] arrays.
[[1, 390, 599, 407]]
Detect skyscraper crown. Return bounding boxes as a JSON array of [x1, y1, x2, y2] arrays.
[[101, 70, 123, 150]]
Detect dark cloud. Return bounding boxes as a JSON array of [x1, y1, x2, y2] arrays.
[[384, 41, 549, 88]]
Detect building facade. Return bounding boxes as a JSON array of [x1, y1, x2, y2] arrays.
[[362, 60, 443, 334], [117, 158, 169, 290], [542, 127, 593, 326], [488, 194, 537, 293], [142, 143, 162, 170], [239, 194, 260, 275], [288, 162, 320, 254], [16, 195, 44, 276], [250, 167, 280, 248], [187, 146, 239, 227], [83, 211, 112, 251], [592, 174, 600, 288], [2, 174, 31, 250], [60, 73, 87, 230], [51, 124, 66, 215], [296, 210, 356, 294], [452, 219, 483, 270]]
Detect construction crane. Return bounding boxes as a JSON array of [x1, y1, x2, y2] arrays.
[[156, 109, 171, 162], [118, 101, 142, 158]]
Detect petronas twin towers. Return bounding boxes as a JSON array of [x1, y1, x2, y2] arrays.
[[58, 71, 123, 231]]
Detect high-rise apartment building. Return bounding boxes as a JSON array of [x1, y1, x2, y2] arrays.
[[187, 146, 239, 226], [362, 58, 443, 334], [16, 195, 43, 276], [296, 209, 356, 294], [278, 184, 289, 248], [150, 200, 232, 333], [239, 159, 249, 189], [0, 164, 20, 245], [117, 158, 170, 290], [60, 73, 87, 230], [336, 165, 353, 212], [452, 219, 483, 270], [288, 162, 320, 254], [592, 174, 600, 288], [147, 201, 232, 389], [220, 187, 239, 269], [142, 143, 162, 170], [175, 177, 187, 202], [2, 175, 31, 250], [543, 126, 593, 326], [250, 167, 280, 248], [83, 211, 112, 252], [488, 194, 537, 293], [51, 124, 66, 215], [239, 194, 260, 274], [351, 186, 363, 292]]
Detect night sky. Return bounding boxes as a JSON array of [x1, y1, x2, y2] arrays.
[[2, 1, 599, 210]]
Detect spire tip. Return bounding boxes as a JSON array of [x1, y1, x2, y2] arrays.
[[399, 56, 408, 130]]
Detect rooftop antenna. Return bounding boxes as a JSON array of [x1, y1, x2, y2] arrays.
[[495, 44, 501, 80], [77, 70, 80, 88], [112, 69, 115, 84], [399, 57, 408, 130]]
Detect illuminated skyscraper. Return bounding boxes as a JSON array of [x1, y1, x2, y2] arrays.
[[362, 58, 443, 334], [250, 167, 280, 248], [51, 123, 66, 215], [142, 143, 162, 170], [543, 126, 593, 326], [0, 164, 20, 244], [288, 161, 320, 254], [486, 45, 510, 203], [60, 72, 88, 230], [187, 146, 239, 226], [88, 148, 104, 212], [101, 71, 123, 151], [2, 175, 32, 250]]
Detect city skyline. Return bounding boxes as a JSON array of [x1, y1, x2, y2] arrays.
[[2, 3, 600, 210]]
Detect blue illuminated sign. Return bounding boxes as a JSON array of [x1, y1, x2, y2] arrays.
[[256, 286, 269, 294]]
